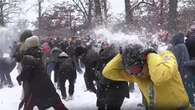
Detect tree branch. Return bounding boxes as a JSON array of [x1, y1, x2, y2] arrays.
[[78, 0, 88, 16], [130, 0, 155, 10], [72, 0, 88, 21]]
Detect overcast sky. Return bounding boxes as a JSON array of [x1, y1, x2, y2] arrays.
[[108, 0, 124, 15]]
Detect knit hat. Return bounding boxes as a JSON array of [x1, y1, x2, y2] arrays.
[[24, 36, 40, 51], [121, 44, 156, 75], [20, 30, 33, 42]]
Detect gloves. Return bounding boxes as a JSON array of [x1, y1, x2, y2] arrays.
[[143, 48, 157, 59], [144, 48, 157, 55]]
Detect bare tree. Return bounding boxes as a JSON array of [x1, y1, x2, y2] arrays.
[[72, 0, 88, 22], [0, 0, 7, 26], [125, 0, 133, 25], [35, 2, 81, 38], [87, 0, 93, 27], [102, 0, 107, 25], [72, 0, 94, 28], [38, 0, 43, 29], [94, 0, 102, 25], [0, 0, 21, 26], [167, 0, 178, 34]]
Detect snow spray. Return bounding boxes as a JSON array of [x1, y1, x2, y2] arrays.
[[92, 27, 167, 53], [0, 26, 20, 54]]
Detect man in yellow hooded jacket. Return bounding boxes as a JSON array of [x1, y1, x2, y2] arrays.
[[102, 44, 191, 110]]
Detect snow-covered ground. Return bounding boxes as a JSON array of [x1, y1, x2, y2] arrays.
[[0, 64, 143, 110]]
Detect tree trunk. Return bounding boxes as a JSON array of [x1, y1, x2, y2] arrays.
[[0, 0, 4, 26], [102, 0, 107, 25], [87, 0, 93, 28], [125, 0, 133, 26], [94, 0, 102, 25], [38, 0, 42, 29], [167, 0, 178, 34], [159, 0, 164, 28]]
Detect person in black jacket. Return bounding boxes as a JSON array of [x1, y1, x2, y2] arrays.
[[81, 45, 99, 93], [16, 36, 68, 110], [185, 24, 195, 59], [169, 32, 195, 106], [96, 44, 129, 110], [0, 56, 15, 88], [56, 51, 77, 100]]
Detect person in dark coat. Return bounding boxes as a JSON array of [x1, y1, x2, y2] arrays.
[[185, 24, 195, 59], [96, 44, 129, 110], [169, 32, 195, 106], [81, 45, 99, 93], [16, 36, 68, 110], [56, 52, 77, 100], [13, 30, 33, 110], [49, 47, 62, 85], [65, 38, 83, 73], [169, 33, 186, 79], [0, 56, 15, 88]]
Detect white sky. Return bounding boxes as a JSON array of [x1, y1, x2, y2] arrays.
[[108, 0, 125, 15]]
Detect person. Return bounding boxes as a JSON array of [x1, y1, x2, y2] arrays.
[[16, 36, 68, 110], [0, 55, 15, 88], [13, 30, 33, 110], [56, 51, 76, 100], [96, 44, 129, 110], [80, 44, 99, 93], [185, 23, 195, 59], [169, 33, 195, 106], [102, 43, 191, 110], [50, 47, 62, 87]]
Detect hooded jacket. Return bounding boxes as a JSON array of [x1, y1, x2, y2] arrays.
[[103, 51, 190, 110]]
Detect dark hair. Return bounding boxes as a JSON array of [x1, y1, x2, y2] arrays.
[[121, 44, 145, 70], [20, 30, 33, 42]]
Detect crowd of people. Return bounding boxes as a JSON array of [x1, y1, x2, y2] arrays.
[[0, 22, 195, 110]]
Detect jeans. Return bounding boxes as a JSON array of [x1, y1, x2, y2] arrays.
[[47, 63, 55, 78]]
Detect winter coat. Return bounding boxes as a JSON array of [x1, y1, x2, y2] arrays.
[[102, 51, 190, 110], [66, 44, 76, 57], [170, 33, 185, 46], [0, 57, 16, 74], [96, 46, 129, 107], [81, 47, 99, 68], [185, 35, 195, 59], [17, 47, 61, 109], [81, 47, 100, 81], [57, 57, 76, 80]]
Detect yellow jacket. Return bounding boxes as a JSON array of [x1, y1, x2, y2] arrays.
[[103, 51, 190, 110]]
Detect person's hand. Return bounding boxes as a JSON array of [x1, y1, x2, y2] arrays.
[[144, 48, 157, 57]]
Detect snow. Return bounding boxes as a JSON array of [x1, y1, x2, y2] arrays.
[[0, 64, 144, 110]]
